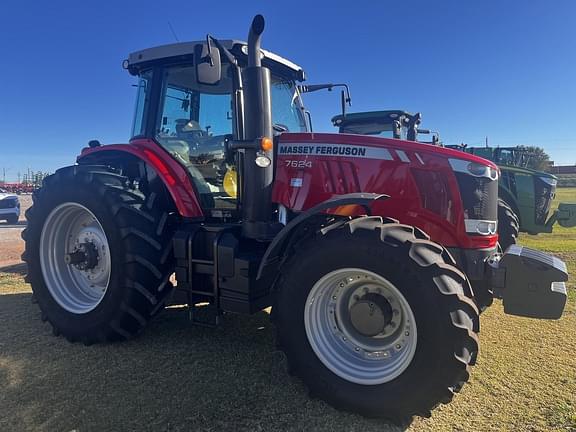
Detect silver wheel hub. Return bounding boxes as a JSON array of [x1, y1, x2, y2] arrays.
[[40, 202, 111, 314], [304, 269, 417, 385]]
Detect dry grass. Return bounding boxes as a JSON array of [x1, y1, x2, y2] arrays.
[[1, 190, 575, 432]]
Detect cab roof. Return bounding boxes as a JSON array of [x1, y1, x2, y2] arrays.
[[127, 39, 306, 82]]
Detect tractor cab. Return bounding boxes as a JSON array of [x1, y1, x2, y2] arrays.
[[127, 40, 308, 213], [332, 110, 440, 144]]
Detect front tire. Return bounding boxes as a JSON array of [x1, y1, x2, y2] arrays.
[[497, 199, 519, 252], [274, 217, 479, 421], [22, 165, 175, 343]]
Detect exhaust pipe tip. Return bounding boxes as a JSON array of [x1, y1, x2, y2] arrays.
[[248, 15, 265, 67], [251, 14, 265, 36]]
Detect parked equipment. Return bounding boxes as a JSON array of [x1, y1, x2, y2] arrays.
[[332, 110, 440, 144], [0, 187, 20, 224], [447, 145, 576, 250], [23, 16, 568, 422]]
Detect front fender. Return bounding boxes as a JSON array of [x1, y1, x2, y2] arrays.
[[78, 139, 203, 218], [257, 193, 388, 280]]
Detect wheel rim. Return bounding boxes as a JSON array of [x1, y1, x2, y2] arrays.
[[304, 268, 417, 385], [40, 202, 111, 314]]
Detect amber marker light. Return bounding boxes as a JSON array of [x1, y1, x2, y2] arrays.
[[261, 137, 273, 151]]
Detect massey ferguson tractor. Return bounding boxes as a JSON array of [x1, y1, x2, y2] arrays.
[[22, 15, 569, 422]]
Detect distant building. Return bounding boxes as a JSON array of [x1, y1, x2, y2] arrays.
[[550, 165, 576, 174]]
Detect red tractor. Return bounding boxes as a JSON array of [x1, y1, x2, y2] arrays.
[[23, 16, 567, 422]]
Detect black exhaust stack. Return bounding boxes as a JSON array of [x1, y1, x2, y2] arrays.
[[241, 15, 274, 240]]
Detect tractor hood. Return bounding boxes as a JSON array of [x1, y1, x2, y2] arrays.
[[277, 132, 499, 171], [499, 163, 557, 180]]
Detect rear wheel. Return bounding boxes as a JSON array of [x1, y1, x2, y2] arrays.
[[6, 214, 18, 224], [498, 199, 519, 252], [274, 217, 479, 421], [22, 165, 175, 343]]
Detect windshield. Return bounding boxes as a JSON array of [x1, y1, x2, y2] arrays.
[[271, 81, 307, 132], [496, 149, 530, 167]]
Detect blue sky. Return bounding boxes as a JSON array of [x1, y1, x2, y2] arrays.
[[1, 0, 575, 181]]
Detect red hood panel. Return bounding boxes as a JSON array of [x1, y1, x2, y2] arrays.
[[273, 132, 498, 249], [279, 132, 498, 170]]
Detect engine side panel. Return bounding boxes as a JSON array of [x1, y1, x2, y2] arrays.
[[272, 133, 497, 249]]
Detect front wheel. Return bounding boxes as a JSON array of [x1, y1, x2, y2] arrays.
[[22, 165, 175, 344], [274, 217, 479, 421], [498, 199, 520, 252]]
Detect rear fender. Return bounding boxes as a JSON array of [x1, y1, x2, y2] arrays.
[[256, 193, 388, 280], [78, 139, 203, 218]]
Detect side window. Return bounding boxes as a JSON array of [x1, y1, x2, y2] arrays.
[[198, 93, 232, 135], [498, 150, 514, 166], [158, 86, 192, 137], [131, 71, 152, 137]]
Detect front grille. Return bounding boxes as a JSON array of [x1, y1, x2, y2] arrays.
[[0, 198, 17, 209], [455, 173, 498, 221], [534, 179, 555, 225]]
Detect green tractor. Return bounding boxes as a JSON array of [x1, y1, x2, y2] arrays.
[[446, 146, 576, 250], [332, 111, 576, 250], [332, 109, 440, 144]]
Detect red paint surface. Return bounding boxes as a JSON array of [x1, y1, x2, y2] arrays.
[[273, 133, 498, 249], [78, 134, 498, 249], [79, 138, 203, 218]]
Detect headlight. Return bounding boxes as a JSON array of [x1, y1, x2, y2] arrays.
[[539, 176, 557, 187], [449, 158, 498, 180]]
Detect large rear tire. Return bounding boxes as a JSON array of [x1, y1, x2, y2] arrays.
[[497, 199, 519, 252], [22, 165, 175, 343], [274, 217, 479, 421]]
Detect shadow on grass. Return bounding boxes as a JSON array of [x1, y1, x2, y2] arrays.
[[0, 262, 27, 275], [0, 291, 406, 432], [0, 220, 26, 228]]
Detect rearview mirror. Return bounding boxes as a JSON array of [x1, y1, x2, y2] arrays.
[[195, 43, 221, 85]]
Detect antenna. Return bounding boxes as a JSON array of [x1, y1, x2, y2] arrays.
[[168, 21, 180, 42]]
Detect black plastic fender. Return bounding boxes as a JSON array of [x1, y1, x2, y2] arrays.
[[256, 193, 388, 280]]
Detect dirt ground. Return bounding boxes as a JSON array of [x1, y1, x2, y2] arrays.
[[0, 194, 31, 268]]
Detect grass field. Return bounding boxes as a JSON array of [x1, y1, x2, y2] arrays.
[[0, 190, 575, 431]]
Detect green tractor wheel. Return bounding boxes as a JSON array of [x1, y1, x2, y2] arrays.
[[498, 199, 520, 252]]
